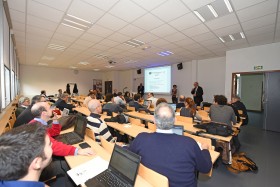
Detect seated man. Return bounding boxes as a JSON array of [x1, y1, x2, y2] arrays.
[[129, 103, 212, 187], [15, 96, 30, 117], [103, 93, 123, 115], [0, 123, 52, 186], [84, 91, 96, 107], [54, 93, 76, 113], [113, 92, 126, 106], [176, 95, 185, 109], [231, 95, 249, 125], [87, 99, 115, 144], [14, 95, 45, 128], [147, 92, 158, 108]]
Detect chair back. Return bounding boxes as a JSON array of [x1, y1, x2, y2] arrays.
[[100, 137, 114, 154], [138, 164, 169, 187], [147, 122, 156, 132], [176, 116, 193, 123], [127, 106, 135, 111], [86, 128, 95, 141], [184, 132, 213, 150], [129, 117, 145, 127]]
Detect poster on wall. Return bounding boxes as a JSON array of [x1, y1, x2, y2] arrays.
[[93, 79, 102, 92]]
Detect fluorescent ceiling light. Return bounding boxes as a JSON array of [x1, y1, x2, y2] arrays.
[[62, 23, 85, 31], [105, 65, 114, 68], [229, 34, 235, 41], [93, 69, 100, 71], [38, 62, 48, 66], [69, 66, 77, 69], [67, 14, 92, 24], [157, 51, 174, 57], [219, 37, 225, 43], [207, 4, 218, 18], [78, 61, 89, 65], [64, 19, 88, 28], [48, 44, 66, 51], [124, 39, 145, 48], [224, 0, 233, 12], [194, 11, 205, 22], [240, 32, 245, 39]]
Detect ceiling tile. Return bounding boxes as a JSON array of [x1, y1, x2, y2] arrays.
[[97, 39, 119, 48], [52, 32, 77, 43], [82, 0, 119, 11], [168, 12, 201, 31], [175, 37, 196, 47], [164, 32, 187, 42], [109, 0, 146, 22], [28, 0, 64, 23], [181, 0, 216, 11], [7, 0, 26, 12], [74, 39, 94, 48], [56, 24, 84, 37], [213, 24, 242, 36], [106, 32, 131, 43], [192, 32, 216, 42], [182, 24, 209, 37], [26, 25, 53, 38], [247, 32, 274, 46], [206, 13, 239, 30], [132, 0, 167, 11], [68, 0, 105, 23], [79, 33, 104, 43], [244, 24, 275, 37], [150, 24, 178, 37], [135, 32, 159, 43], [132, 13, 164, 31], [242, 13, 276, 31], [96, 13, 128, 31], [33, 0, 71, 11], [236, 0, 278, 22], [231, 0, 267, 11], [12, 21, 25, 32], [9, 9, 26, 23], [87, 24, 114, 38], [27, 15, 58, 32], [118, 25, 146, 38], [151, 0, 190, 22]]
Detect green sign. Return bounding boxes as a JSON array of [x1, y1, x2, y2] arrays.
[[254, 66, 263, 70]]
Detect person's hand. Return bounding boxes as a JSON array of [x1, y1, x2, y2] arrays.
[[77, 148, 95, 156], [116, 142, 125, 147], [52, 112, 59, 120], [201, 142, 210, 150]]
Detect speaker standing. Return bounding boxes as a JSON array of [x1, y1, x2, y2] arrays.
[[191, 82, 203, 106]]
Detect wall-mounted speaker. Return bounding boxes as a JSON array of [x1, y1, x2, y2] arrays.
[[137, 69, 141, 74], [177, 63, 183, 70]]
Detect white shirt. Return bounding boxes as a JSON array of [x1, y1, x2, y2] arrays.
[[114, 96, 126, 105], [147, 97, 158, 107]]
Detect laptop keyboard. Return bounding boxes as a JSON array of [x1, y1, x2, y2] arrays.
[[59, 132, 81, 144], [95, 170, 129, 187]]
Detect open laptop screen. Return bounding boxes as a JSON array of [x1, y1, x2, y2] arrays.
[[74, 115, 87, 138], [109, 145, 141, 185], [172, 125, 184, 135], [169, 103, 176, 112]]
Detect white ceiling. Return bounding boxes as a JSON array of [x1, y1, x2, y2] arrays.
[[6, 0, 280, 71]]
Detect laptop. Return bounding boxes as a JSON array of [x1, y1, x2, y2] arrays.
[[143, 100, 151, 108], [54, 115, 87, 145], [172, 125, 184, 135], [85, 145, 141, 187], [62, 108, 70, 116], [169, 103, 177, 112]]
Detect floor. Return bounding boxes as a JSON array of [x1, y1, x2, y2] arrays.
[[198, 112, 280, 187]]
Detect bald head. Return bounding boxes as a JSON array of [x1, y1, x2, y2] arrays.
[[88, 99, 102, 114], [31, 102, 50, 118], [179, 95, 185, 102], [154, 103, 175, 130]]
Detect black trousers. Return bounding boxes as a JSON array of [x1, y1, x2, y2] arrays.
[[172, 96, 178, 104]]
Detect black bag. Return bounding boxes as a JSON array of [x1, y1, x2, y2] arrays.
[[194, 122, 233, 137], [104, 114, 127, 124]]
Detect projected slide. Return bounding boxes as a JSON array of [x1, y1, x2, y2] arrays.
[[144, 66, 171, 94]]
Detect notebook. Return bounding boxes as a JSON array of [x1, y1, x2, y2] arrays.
[[143, 100, 152, 108], [62, 108, 70, 116], [85, 145, 141, 187], [172, 125, 184, 135], [54, 115, 87, 145]]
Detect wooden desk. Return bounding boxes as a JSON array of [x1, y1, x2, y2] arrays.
[[63, 129, 152, 187], [74, 107, 90, 116], [125, 111, 154, 122]]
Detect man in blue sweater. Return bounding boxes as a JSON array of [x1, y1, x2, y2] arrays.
[[129, 103, 212, 187]]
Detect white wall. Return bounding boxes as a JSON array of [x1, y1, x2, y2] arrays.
[[20, 65, 102, 98], [225, 42, 280, 99]]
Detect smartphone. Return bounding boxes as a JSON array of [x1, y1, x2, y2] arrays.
[[79, 142, 91, 149]]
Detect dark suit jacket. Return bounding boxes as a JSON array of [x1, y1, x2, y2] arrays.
[[137, 86, 144, 96], [14, 107, 34, 128], [54, 99, 75, 112], [191, 86, 203, 105], [129, 132, 212, 187]]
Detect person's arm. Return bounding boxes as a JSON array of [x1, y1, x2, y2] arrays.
[[195, 112, 202, 121], [191, 88, 195, 94], [193, 142, 212, 173]]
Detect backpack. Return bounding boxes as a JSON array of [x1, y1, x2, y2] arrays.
[[194, 122, 233, 137], [227, 152, 258, 174]]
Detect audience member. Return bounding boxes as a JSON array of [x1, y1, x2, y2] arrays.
[[40, 90, 48, 99], [176, 95, 185, 109], [113, 89, 118, 97], [124, 91, 132, 103], [14, 95, 45, 128], [114, 92, 126, 106], [231, 95, 249, 125], [191, 82, 204, 106], [103, 93, 123, 114], [87, 99, 115, 144], [58, 89, 63, 98], [96, 89, 102, 100], [209, 95, 236, 126], [15, 96, 30, 117], [155, 98, 167, 106], [171, 84, 178, 104], [137, 83, 144, 97], [180, 97, 202, 121], [0, 123, 52, 186], [147, 92, 158, 107], [131, 94, 145, 112], [54, 93, 76, 113], [84, 91, 96, 107], [128, 103, 212, 187]]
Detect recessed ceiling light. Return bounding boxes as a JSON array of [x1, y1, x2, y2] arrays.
[[157, 51, 174, 57], [124, 39, 145, 47], [224, 0, 233, 12], [38, 62, 48, 66], [207, 4, 218, 18], [67, 14, 92, 24], [48, 44, 66, 51], [229, 34, 235, 41], [78, 61, 89, 65], [219, 37, 225, 43], [240, 32, 245, 39], [194, 11, 205, 22], [105, 65, 114, 68], [62, 23, 85, 31], [69, 66, 77, 69], [64, 19, 88, 28]]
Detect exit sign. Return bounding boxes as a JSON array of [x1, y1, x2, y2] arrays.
[[254, 66, 263, 70]]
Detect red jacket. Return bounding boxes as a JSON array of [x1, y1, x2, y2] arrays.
[[29, 119, 76, 156]]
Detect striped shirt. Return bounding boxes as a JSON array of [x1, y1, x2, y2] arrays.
[[86, 113, 114, 144]]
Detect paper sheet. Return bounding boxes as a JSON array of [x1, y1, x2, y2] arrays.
[[67, 156, 109, 186]]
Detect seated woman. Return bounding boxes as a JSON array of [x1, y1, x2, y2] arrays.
[[209, 95, 236, 126], [180, 97, 202, 121]]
